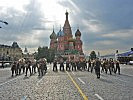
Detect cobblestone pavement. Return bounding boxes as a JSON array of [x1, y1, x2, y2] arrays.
[[0, 64, 133, 100]]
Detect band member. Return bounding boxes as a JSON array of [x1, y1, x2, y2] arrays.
[[53, 59, 58, 71], [91, 59, 95, 73], [101, 59, 106, 73], [82, 59, 87, 71], [71, 60, 76, 71], [32, 59, 37, 74], [60, 58, 64, 71], [76, 60, 80, 70], [88, 60, 91, 72], [111, 59, 115, 73], [15, 61, 19, 76], [66, 59, 70, 71], [115, 60, 120, 75], [108, 59, 112, 75], [25, 60, 32, 77], [11, 62, 17, 77], [94, 58, 101, 79], [37, 58, 47, 76]]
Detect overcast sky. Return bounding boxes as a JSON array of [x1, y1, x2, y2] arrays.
[[0, 0, 133, 55]]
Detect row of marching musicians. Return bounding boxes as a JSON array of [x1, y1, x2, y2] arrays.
[[11, 58, 47, 77], [53, 58, 120, 79], [53, 59, 88, 72]]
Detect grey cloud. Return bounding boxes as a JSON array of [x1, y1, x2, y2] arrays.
[[0, 0, 45, 48]]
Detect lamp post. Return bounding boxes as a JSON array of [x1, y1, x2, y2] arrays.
[[0, 20, 8, 28]]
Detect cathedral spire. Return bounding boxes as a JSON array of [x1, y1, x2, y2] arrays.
[[53, 25, 54, 32], [65, 10, 68, 20]]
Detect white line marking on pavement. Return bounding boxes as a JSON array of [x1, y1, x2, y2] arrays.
[[72, 72, 75, 75], [95, 94, 104, 100], [78, 78, 85, 85]]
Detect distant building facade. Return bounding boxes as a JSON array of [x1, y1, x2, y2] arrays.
[[23, 46, 35, 60], [0, 42, 22, 61], [49, 11, 84, 60]]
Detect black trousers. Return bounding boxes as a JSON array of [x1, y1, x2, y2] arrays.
[[115, 66, 120, 74], [38, 67, 44, 76], [11, 68, 16, 76], [32, 65, 36, 74], [60, 64, 64, 71], [25, 66, 31, 76], [95, 68, 100, 78], [53, 65, 58, 71], [72, 65, 76, 71]]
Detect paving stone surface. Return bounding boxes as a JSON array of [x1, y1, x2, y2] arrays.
[[0, 64, 133, 100]]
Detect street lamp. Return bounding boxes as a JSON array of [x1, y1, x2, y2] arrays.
[[0, 20, 8, 28]]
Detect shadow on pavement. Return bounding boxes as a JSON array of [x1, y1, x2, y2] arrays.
[[118, 73, 133, 78], [23, 76, 29, 80], [99, 78, 114, 84]]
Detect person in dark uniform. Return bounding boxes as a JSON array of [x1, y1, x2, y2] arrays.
[[94, 58, 101, 78], [37, 62, 41, 76], [111, 59, 115, 73], [15, 62, 19, 76], [91, 59, 95, 73], [115, 60, 120, 75], [85, 59, 87, 70], [32, 62, 36, 74], [43, 60, 47, 73], [108, 59, 112, 75], [82, 59, 87, 71], [11, 62, 17, 77], [76, 60, 80, 70], [71, 60, 76, 71], [32, 59, 37, 74], [88, 60, 91, 72], [60, 58, 64, 71], [18, 62, 22, 75], [53, 59, 58, 71], [66, 59, 70, 71], [25, 60, 32, 76], [101, 59, 108, 73], [19, 59, 25, 74]]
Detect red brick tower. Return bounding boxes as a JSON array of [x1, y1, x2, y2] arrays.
[[63, 11, 72, 50]]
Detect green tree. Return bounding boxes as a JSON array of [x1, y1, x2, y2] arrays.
[[36, 46, 49, 60], [35, 46, 56, 62], [90, 51, 97, 60]]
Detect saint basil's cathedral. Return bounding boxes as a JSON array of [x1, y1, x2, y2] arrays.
[[49, 11, 84, 60]]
